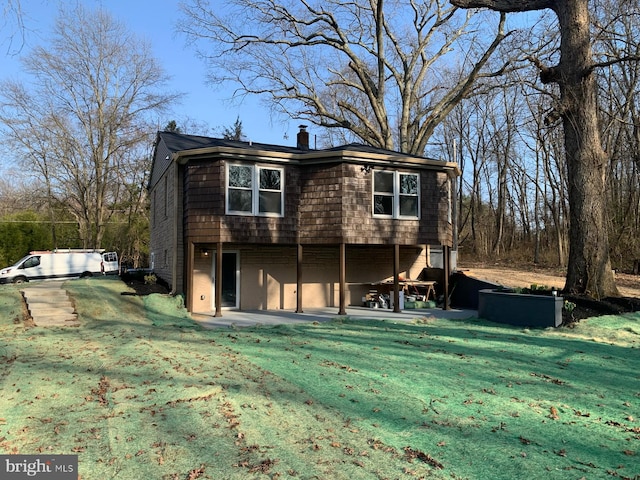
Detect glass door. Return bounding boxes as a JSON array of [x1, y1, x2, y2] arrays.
[[213, 251, 239, 308]]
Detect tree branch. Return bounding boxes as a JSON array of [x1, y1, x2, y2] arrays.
[[450, 0, 553, 12], [589, 55, 640, 72]]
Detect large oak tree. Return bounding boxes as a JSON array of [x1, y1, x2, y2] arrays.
[[180, 0, 511, 155], [451, 0, 619, 298]]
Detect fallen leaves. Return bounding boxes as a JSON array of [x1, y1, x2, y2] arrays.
[[319, 360, 358, 372], [530, 372, 568, 385], [187, 465, 205, 479], [403, 446, 444, 470], [90, 376, 111, 407]]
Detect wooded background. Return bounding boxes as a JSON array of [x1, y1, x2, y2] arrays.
[[0, 1, 638, 276]]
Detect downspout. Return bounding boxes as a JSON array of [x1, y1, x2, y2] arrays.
[[170, 158, 179, 295]]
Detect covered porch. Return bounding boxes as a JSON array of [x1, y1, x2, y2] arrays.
[[185, 242, 455, 316]]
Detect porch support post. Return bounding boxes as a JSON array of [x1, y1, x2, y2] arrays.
[[214, 241, 223, 317], [186, 242, 194, 312], [296, 243, 303, 313], [443, 244, 451, 310], [393, 243, 401, 312], [338, 242, 346, 315]]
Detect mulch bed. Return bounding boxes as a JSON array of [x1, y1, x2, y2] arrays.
[[563, 294, 640, 324], [120, 272, 171, 296]]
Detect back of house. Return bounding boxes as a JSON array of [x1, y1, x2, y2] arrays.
[[0, 249, 119, 284]]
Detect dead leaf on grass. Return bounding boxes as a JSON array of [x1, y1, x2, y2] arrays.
[[403, 446, 444, 470], [187, 464, 205, 479], [248, 458, 278, 474]]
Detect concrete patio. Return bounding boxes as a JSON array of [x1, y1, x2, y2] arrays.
[[192, 305, 477, 329]]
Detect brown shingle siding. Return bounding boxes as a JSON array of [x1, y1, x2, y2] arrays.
[[150, 130, 459, 301]]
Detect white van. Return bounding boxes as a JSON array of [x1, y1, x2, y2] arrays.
[[0, 249, 119, 284]]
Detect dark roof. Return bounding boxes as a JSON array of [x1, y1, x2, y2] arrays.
[[156, 130, 439, 161], [324, 142, 438, 162], [157, 130, 304, 155]]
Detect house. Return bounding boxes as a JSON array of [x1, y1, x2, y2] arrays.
[[148, 126, 460, 316]]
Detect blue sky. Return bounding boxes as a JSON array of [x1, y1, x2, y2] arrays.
[[1, 0, 294, 146]]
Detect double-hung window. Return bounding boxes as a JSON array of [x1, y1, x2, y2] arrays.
[[227, 164, 284, 216], [373, 170, 419, 219]]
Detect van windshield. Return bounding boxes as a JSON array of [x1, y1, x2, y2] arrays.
[[12, 255, 31, 267]]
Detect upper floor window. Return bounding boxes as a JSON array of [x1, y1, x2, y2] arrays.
[[227, 164, 284, 216], [373, 170, 419, 219]]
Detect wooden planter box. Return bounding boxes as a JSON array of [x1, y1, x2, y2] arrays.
[[478, 289, 563, 328]]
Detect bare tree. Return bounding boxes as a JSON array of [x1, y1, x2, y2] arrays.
[[179, 0, 512, 154], [449, 0, 639, 298], [0, 5, 179, 249], [1, 0, 26, 54], [594, 0, 640, 272]]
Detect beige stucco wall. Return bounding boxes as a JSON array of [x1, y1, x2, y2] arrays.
[[190, 244, 429, 312], [191, 251, 213, 313]]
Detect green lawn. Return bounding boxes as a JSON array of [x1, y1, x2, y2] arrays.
[[0, 277, 638, 479]]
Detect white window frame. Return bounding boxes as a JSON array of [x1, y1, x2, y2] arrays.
[[226, 164, 284, 217], [372, 170, 420, 220]]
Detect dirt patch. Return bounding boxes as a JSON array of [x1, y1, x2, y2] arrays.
[[459, 263, 640, 323]]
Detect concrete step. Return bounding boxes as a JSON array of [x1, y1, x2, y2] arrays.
[[32, 314, 80, 327], [28, 305, 76, 316], [22, 288, 67, 298], [24, 296, 72, 304], [21, 283, 79, 327]]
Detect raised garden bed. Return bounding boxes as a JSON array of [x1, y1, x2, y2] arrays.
[[478, 288, 564, 327]]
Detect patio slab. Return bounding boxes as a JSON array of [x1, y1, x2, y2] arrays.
[[192, 306, 477, 329]]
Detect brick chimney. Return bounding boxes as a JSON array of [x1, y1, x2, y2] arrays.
[[296, 125, 309, 150]]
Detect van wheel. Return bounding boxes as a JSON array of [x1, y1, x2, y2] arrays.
[[80, 271, 93, 278], [13, 276, 27, 284]]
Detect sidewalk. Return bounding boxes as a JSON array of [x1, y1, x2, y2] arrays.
[[192, 305, 477, 329]]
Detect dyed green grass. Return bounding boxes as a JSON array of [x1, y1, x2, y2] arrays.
[[0, 277, 638, 479]]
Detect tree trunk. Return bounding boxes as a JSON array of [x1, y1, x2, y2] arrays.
[[554, 1, 618, 297], [451, 0, 618, 298]]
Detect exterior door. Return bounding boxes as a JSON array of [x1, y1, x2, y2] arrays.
[[213, 251, 239, 308]]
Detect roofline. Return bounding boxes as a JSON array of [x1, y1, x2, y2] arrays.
[[171, 145, 461, 176]]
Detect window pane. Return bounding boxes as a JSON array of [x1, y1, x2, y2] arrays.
[[259, 191, 282, 213], [228, 189, 252, 212], [229, 165, 252, 188], [260, 169, 281, 190], [374, 171, 394, 193], [400, 195, 418, 217], [374, 195, 393, 215], [400, 174, 418, 194]]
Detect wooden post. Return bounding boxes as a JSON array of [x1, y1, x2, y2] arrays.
[[443, 244, 451, 310], [214, 242, 223, 317], [296, 243, 303, 313], [338, 243, 346, 315], [393, 243, 401, 313], [186, 242, 194, 312]]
